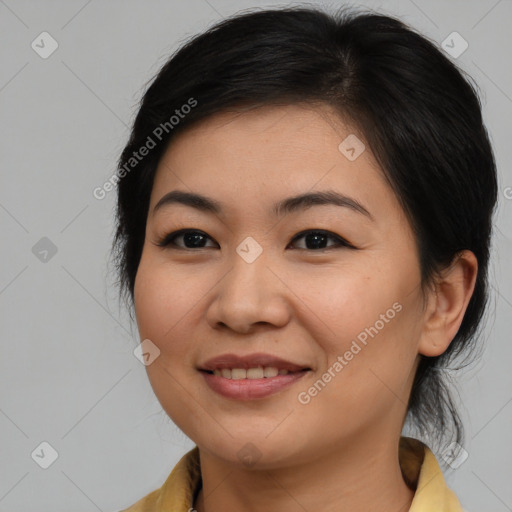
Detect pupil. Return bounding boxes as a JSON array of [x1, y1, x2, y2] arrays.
[[306, 233, 326, 249], [184, 232, 205, 248]]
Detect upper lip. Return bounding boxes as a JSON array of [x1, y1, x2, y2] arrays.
[[199, 353, 311, 372]]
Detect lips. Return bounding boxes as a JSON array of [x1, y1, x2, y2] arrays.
[[198, 353, 312, 399], [198, 353, 311, 373]]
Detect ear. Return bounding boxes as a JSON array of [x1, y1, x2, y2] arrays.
[[418, 250, 478, 357]]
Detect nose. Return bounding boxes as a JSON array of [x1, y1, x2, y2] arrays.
[[206, 248, 291, 334]]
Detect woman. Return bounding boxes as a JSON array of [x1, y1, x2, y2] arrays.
[[114, 5, 498, 511]]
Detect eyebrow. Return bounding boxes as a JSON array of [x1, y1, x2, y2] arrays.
[[153, 189, 374, 220]]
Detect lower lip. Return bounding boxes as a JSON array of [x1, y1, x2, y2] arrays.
[[200, 370, 309, 400]]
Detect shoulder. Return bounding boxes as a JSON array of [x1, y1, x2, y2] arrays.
[[117, 446, 201, 512], [400, 436, 464, 511]]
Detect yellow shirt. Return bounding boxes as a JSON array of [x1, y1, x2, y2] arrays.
[[119, 436, 463, 511]]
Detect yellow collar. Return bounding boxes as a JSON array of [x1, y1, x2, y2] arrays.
[[121, 436, 463, 511], [399, 437, 463, 511]]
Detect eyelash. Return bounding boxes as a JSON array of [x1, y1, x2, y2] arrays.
[[155, 229, 356, 251]]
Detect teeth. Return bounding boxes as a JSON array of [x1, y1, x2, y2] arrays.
[[247, 367, 264, 379], [231, 368, 247, 380], [211, 366, 291, 379], [264, 367, 279, 378]]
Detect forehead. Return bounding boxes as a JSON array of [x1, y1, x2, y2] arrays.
[[149, 103, 399, 223]]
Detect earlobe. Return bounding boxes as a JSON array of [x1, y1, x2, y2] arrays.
[[418, 250, 478, 357]]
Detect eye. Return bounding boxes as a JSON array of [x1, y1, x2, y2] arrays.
[[155, 229, 355, 251], [156, 229, 218, 250], [288, 230, 355, 250]]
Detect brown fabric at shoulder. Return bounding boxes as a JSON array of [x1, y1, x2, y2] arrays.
[[156, 446, 201, 510], [118, 446, 201, 512]]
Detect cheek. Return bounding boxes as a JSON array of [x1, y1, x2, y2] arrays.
[[133, 263, 166, 341], [287, 266, 404, 352], [134, 258, 196, 344], [292, 261, 422, 396], [133, 259, 202, 420]]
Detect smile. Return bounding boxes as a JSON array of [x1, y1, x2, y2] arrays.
[[200, 367, 310, 400], [198, 352, 312, 399], [207, 367, 291, 379]]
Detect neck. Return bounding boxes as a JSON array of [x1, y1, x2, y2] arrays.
[[194, 433, 415, 512]]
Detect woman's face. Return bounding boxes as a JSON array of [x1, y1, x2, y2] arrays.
[[134, 103, 430, 468]]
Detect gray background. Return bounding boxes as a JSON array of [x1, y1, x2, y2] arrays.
[[0, 0, 511, 511]]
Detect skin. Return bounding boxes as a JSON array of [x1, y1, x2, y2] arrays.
[[133, 103, 477, 512]]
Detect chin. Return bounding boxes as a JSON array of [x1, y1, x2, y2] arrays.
[[192, 430, 314, 470]]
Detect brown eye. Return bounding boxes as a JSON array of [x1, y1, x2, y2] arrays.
[[287, 230, 354, 250], [156, 230, 218, 249], [156, 228, 355, 251]]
